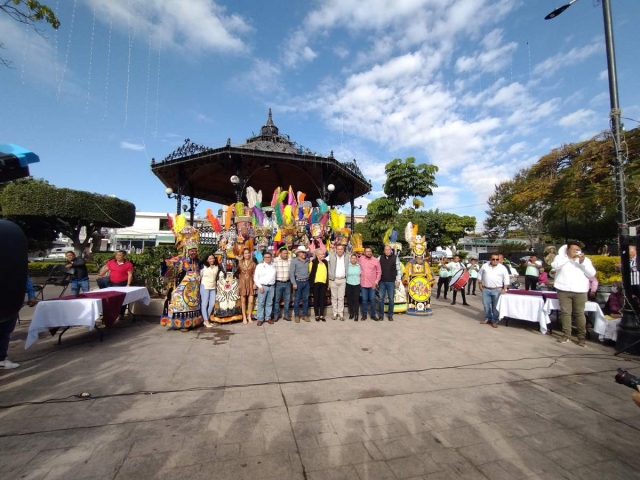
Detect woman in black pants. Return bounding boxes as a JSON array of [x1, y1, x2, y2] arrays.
[[346, 254, 362, 321], [309, 250, 330, 321]]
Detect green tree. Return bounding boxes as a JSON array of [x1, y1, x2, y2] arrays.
[[1, 0, 60, 67], [484, 126, 640, 252], [383, 157, 438, 206], [364, 197, 400, 240], [0, 180, 136, 255], [0, 178, 57, 251]]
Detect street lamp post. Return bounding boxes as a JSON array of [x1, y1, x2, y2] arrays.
[[165, 187, 181, 215], [230, 175, 242, 203], [546, 0, 640, 354]]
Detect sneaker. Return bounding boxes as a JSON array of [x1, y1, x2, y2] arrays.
[[0, 359, 19, 369], [556, 336, 570, 344], [577, 338, 587, 347]]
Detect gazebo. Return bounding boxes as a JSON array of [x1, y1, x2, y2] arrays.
[[151, 110, 372, 227]]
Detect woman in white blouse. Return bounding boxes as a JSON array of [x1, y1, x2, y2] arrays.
[[200, 254, 220, 328]]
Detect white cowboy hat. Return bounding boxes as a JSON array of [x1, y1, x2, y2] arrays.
[[295, 245, 309, 253]]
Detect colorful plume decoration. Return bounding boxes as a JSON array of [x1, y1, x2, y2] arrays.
[[235, 202, 244, 217], [404, 222, 415, 243], [206, 209, 221, 233], [246, 186, 258, 209], [173, 214, 186, 234], [166, 214, 174, 232], [316, 198, 328, 214], [287, 186, 295, 206], [252, 206, 265, 226], [270, 187, 281, 208], [351, 233, 364, 253], [283, 205, 293, 224], [390, 229, 398, 243], [224, 205, 232, 230], [383, 228, 392, 246]]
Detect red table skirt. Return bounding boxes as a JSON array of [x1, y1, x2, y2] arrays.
[[55, 291, 127, 328]]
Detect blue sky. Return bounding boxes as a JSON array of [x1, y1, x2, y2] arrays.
[[2, 0, 639, 230]]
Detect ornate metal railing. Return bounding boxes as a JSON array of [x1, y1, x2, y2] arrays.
[[163, 139, 214, 162]]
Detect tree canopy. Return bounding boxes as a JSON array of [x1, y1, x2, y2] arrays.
[[365, 156, 438, 239], [484, 126, 640, 252], [0, 179, 136, 254], [1, 0, 60, 67], [383, 157, 438, 206]]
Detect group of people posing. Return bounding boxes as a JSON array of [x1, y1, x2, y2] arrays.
[[198, 243, 403, 327]]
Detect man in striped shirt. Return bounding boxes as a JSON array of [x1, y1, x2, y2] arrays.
[[273, 248, 292, 321]]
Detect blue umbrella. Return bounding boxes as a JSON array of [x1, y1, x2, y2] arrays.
[[0, 144, 40, 182]]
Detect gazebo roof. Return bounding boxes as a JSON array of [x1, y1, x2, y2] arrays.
[[151, 110, 372, 206]]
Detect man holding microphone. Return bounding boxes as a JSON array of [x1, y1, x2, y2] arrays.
[[551, 242, 597, 346]]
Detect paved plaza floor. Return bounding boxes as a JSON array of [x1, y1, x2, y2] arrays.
[[2, 290, 640, 480]]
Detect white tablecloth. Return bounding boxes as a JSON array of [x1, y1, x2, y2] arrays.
[[98, 286, 151, 306], [26, 287, 151, 349], [542, 299, 614, 341], [496, 294, 550, 334]]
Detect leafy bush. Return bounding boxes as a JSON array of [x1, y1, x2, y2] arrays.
[[29, 261, 99, 277], [590, 255, 622, 285], [1, 182, 135, 227]]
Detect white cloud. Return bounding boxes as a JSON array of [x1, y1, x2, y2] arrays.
[[455, 29, 517, 74], [85, 0, 252, 54], [590, 92, 609, 106], [598, 69, 608, 81], [532, 41, 601, 78], [240, 59, 282, 94], [333, 46, 350, 59], [282, 30, 317, 67], [120, 141, 145, 151], [558, 109, 596, 128], [0, 16, 78, 93]]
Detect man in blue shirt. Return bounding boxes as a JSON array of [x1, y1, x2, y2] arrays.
[[0, 277, 37, 369]]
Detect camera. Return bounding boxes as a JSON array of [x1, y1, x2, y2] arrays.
[[615, 368, 640, 390]]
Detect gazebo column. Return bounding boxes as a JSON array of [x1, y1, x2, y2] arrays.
[[350, 191, 355, 231], [189, 182, 195, 225], [176, 165, 184, 215]]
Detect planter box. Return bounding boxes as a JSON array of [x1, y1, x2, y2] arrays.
[[131, 298, 165, 317]]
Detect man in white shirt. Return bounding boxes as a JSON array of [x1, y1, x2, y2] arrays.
[[273, 247, 292, 321], [478, 254, 510, 328], [328, 244, 349, 321], [551, 242, 597, 346], [254, 252, 277, 326], [448, 255, 470, 306]]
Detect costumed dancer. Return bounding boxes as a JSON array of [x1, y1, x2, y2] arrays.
[[403, 223, 435, 316], [382, 229, 408, 315], [309, 199, 330, 256], [161, 215, 204, 330]]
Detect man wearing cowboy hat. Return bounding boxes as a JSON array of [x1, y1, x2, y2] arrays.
[[290, 245, 311, 323]]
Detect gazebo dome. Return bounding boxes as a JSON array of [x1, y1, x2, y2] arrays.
[[260, 108, 279, 137], [240, 109, 299, 154]]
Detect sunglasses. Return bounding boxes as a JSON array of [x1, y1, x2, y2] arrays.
[[490, 258, 499, 261]]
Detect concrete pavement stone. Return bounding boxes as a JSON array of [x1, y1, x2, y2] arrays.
[[353, 460, 397, 480], [307, 465, 359, 480], [386, 453, 441, 478], [5, 293, 640, 479]]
